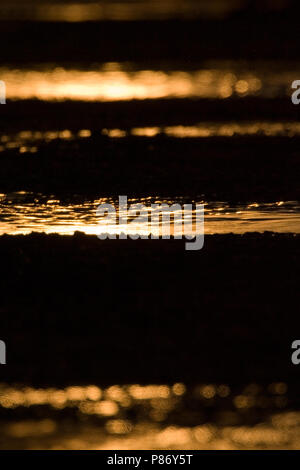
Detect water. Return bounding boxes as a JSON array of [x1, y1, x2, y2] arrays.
[[0, 193, 299, 236], [1, 6, 300, 450], [0, 0, 268, 22], [1, 61, 297, 101], [3, 121, 300, 155], [1, 381, 298, 450]]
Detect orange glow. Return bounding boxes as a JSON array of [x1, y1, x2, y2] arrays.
[[0, 382, 294, 449], [0, 65, 268, 101], [0, 193, 299, 236]]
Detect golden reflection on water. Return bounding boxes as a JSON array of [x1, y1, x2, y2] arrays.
[[1, 122, 300, 156], [0, 381, 297, 450], [0, 1, 249, 22], [0, 65, 267, 101], [4, 121, 300, 148], [0, 193, 299, 236]]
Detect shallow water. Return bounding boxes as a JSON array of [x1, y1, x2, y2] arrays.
[[1, 121, 300, 158], [0, 381, 299, 450], [0, 193, 299, 236], [1, 61, 297, 101], [2, 121, 300, 156], [0, 0, 246, 22], [1, 1, 300, 453]]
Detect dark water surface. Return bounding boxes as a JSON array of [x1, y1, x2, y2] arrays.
[[1, 2, 300, 451]]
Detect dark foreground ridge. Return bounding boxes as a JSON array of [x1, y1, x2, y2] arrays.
[[0, 232, 299, 386]]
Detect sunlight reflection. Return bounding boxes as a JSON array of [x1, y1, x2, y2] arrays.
[[0, 1, 249, 22], [0, 193, 299, 236], [0, 381, 295, 449], [0, 64, 290, 101], [1, 122, 300, 157]]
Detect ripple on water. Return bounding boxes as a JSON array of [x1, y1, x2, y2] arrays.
[[0, 382, 297, 450], [0, 193, 299, 236]]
